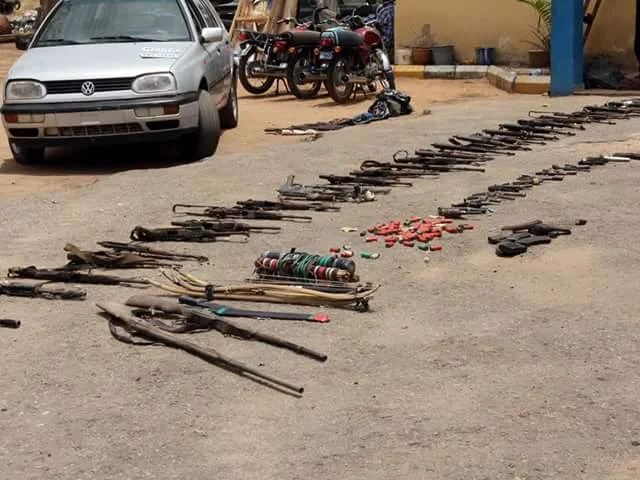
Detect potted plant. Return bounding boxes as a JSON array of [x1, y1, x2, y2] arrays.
[[517, 0, 551, 68]]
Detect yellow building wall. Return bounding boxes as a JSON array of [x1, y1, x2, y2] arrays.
[[396, 0, 637, 68]]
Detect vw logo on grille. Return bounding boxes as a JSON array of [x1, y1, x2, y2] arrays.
[[80, 81, 96, 96]]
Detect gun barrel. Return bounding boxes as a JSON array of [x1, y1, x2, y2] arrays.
[[0, 319, 21, 329], [97, 301, 304, 394]]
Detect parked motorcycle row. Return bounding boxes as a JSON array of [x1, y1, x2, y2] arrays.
[[236, 7, 395, 105]]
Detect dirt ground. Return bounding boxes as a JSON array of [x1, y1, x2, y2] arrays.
[[0, 43, 509, 198], [3, 41, 640, 480]]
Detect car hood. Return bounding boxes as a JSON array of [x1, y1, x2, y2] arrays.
[[9, 42, 193, 81]]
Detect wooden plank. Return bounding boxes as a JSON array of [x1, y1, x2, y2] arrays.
[[235, 16, 269, 22], [583, 0, 603, 45], [0, 33, 30, 43], [228, 0, 250, 39]]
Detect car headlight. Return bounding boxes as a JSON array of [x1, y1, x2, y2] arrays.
[[132, 73, 176, 93], [5, 80, 47, 100]]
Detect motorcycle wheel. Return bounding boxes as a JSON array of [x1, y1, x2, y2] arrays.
[[326, 57, 355, 104], [286, 51, 323, 100], [371, 51, 396, 91], [382, 70, 396, 91], [239, 46, 276, 95]]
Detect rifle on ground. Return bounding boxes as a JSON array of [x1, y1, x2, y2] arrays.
[[583, 104, 637, 117], [63, 243, 176, 269], [414, 148, 491, 161], [0, 319, 21, 329], [612, 152, 640, 160], [517, 118, 585, 131], [170, 219, 281, 233], [437, 207, 488, 218], [125, 295, 328, 362], [97, 241, 209, 262], [97, 301, 304, 395], [395, 156, 483, 167], [528, 110, 616, 125], [172, 204, 313, 222], [0, 279, 87, 300], [178, 296, 330, 323], [8, 266, 149, 287], [451, 135, 532, 151], [482, 129, 550, 144], [499, 124, 562, 138], [130, 226, 247, 242], [448, 136, 521, 152], [319, 174, 413, 187], [579, 155, 632, 166], [353, 161, 442, 178], [433, 142, 513, 155], [315, 184, 392, 194], [236, 199, 340, 212], [277, 175, 381, 203]]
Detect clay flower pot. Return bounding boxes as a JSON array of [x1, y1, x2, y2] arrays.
[[412, 47, 432, 65], [528, 49, 550, 68]]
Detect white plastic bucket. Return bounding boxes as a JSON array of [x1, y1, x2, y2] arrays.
[[395, 48, 412, 65]]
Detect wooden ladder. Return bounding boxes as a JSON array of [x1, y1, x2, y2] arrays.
[[228, 0, 299, 41], [583, 0, 603, 45]]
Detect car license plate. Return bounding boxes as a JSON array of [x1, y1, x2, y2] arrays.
[[319, 51, 333, 60], [80, 112, 103, 125]]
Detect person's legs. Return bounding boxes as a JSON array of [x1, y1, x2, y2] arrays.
[[618, 0, 640, 88], [635, 0, 640, 68]]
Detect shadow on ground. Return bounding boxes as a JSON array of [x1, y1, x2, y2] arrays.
[[0, 142, 200, 176]]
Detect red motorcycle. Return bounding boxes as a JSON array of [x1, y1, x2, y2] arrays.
[[318, 15, 395, 104]]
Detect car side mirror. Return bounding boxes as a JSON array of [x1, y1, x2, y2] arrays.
[[201, 27, 224, 44], [15, 36, 31, 51]]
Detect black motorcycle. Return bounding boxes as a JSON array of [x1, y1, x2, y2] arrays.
[[237, 28, 291, 95], [282, 7, 340, 99], [237, 8, 336, 98]]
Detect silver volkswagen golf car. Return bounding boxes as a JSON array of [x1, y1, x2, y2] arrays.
[[1, 0, 238, 165]]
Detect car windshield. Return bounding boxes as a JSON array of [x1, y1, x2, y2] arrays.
[[34, 0, 191, 46]]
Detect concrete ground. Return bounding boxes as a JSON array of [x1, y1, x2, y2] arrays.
[[2, 44, 640, 480]]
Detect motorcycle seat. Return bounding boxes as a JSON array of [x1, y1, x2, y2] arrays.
[[322, 28, 364, 47], [282, 30, 322, 46]]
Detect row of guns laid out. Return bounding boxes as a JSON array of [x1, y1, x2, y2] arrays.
[[435, 153, 640, 219], [271, 100, 640, 203], [126, 99, 640, 243], [126, 99, 640, 245]]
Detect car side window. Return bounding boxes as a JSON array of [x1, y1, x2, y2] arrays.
[[193, 0, 216, 27], [207, 4, 225, 29], [185, 0, 206, 31]]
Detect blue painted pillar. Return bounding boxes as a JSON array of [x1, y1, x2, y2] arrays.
[[550, 0, 584, 96]]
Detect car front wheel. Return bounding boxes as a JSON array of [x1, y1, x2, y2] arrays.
[[179, 90, 221, 161], [219, 77, 239, 129], [10, 142, 45, 166]]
